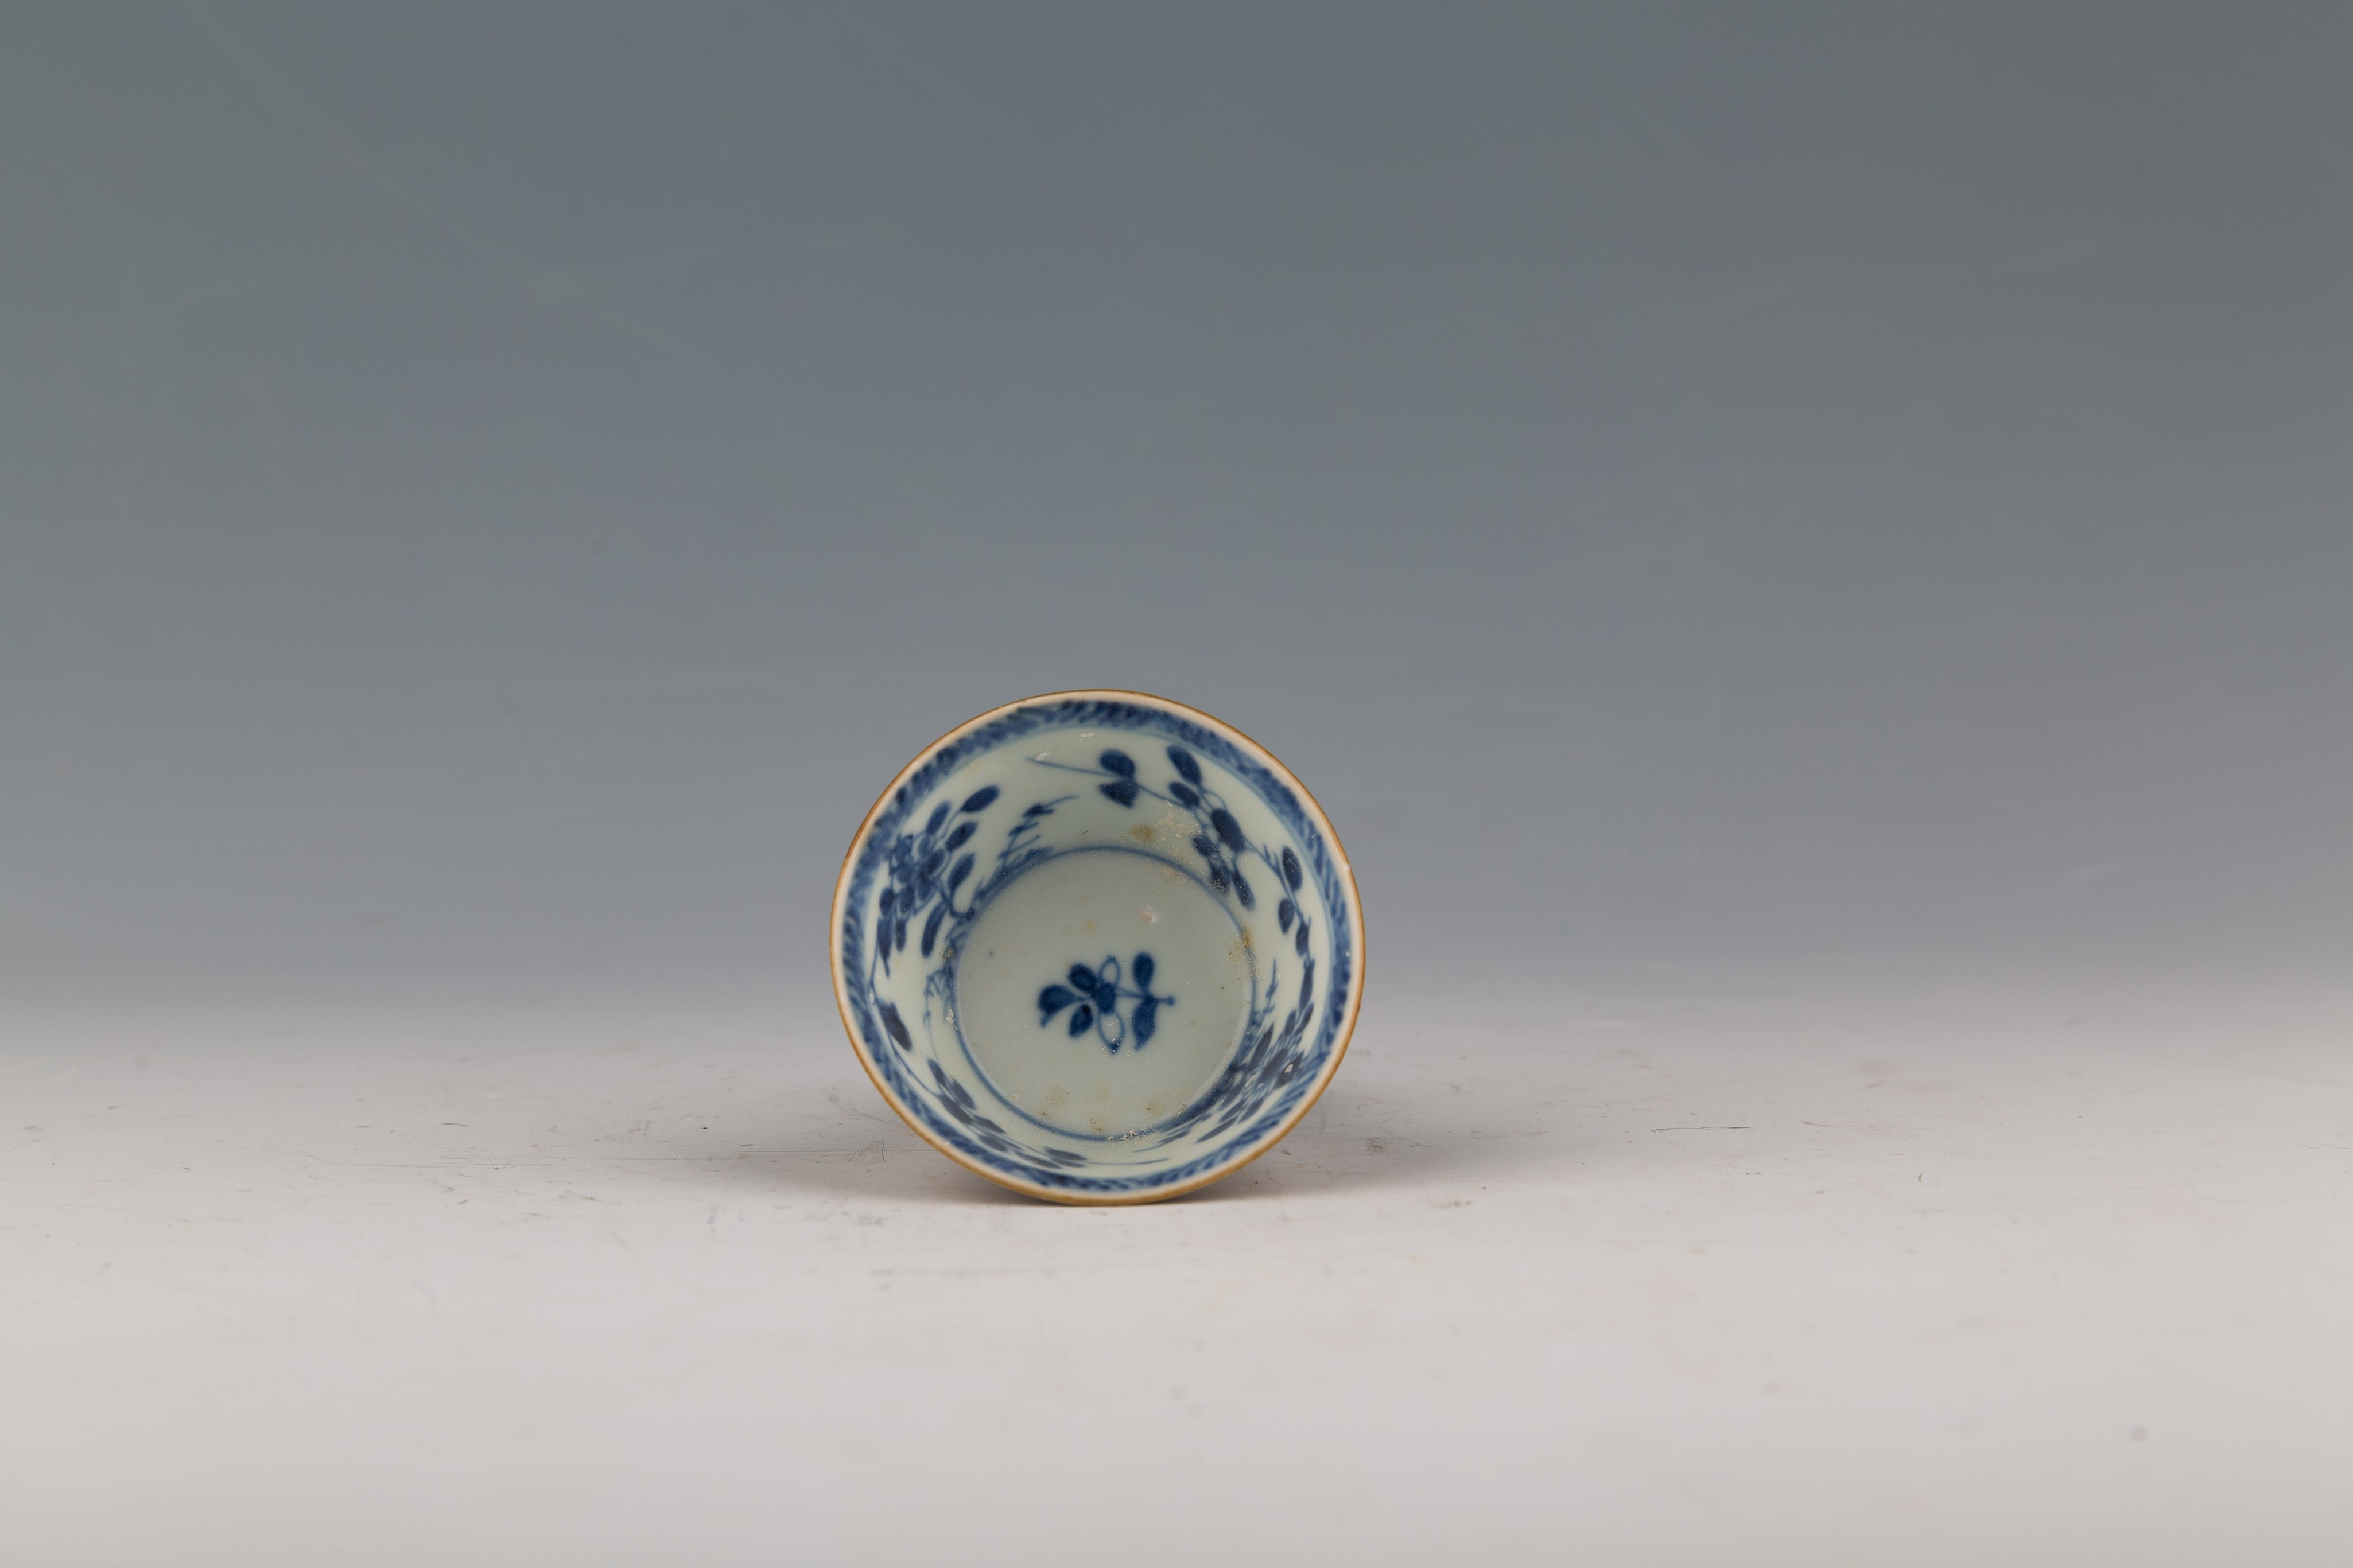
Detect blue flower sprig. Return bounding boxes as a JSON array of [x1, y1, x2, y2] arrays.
[[1038, 952, 1174, 1053]]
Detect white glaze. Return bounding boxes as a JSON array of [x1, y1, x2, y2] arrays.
[[831, 694, 1364, 1203]]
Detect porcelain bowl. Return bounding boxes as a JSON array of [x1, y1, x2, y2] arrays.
[[829, 691, 1365, 1204]]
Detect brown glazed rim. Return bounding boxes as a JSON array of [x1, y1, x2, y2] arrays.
[[827, 688, 1366, 1205]]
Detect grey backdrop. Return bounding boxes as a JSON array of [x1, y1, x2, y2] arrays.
[[3, 2, 2347, 1016]]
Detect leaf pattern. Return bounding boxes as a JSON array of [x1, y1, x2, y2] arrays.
[[1043, 748, 1299, 939], [845, 699, 1349, 1195], [868, 782, 1070, 979]]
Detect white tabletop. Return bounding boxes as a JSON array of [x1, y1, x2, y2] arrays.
[[7, 983, 2347, 1566]]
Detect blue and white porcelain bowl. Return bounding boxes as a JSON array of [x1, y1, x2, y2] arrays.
[[830, 691, 1365, 1204]]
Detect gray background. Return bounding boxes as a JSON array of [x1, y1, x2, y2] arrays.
[[5, 1, 2348, 1017]]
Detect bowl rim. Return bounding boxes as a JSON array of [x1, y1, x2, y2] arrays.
[[828, 688, 1366, 1205]]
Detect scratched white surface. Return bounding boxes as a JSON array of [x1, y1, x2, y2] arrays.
[[5, 985, 2351, 1567]]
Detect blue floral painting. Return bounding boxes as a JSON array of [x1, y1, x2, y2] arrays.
[[837, 696, 1357, 1198], [1037, 952, 1174, 1052]]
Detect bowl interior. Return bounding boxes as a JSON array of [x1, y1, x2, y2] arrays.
[[834, 694, 1358, 1201]]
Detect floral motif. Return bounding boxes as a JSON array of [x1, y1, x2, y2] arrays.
[[1040, 744, 1315, 963], [871, 785, 993, 978], [1193, 941, 1319, 1139], [1024, 742, 1326, 1143], [870, 786, 1071, 983], [923, 1057, 1089, 1168], [1036, 952, 1174, 1053], [839, 695, 1356, 1197]]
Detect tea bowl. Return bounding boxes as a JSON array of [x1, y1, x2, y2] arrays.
[[829, 690, 1365, 1204]]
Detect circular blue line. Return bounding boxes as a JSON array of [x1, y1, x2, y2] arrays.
[[945, 845, 1258, 1144], [841, 696, 1356, 1194]]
